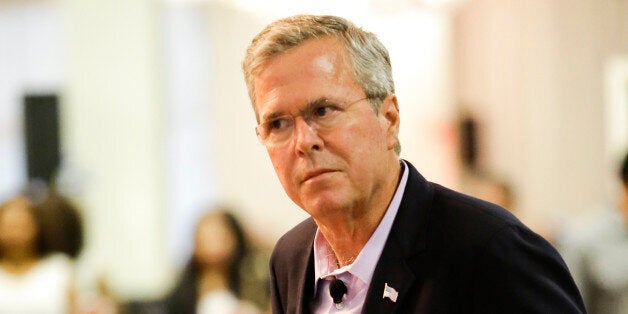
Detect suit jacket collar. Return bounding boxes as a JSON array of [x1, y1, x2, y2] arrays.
[[295, 160, 433, 313], [363, 160, 433, 312]]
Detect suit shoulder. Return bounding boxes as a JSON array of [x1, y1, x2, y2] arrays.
[[429, 183, 537, 244], [270, 217, 316, 265]]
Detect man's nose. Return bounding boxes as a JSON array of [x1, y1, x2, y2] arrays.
[[293, 116, 323, 155]]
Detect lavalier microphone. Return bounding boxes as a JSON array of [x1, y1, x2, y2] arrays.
[[329, 278, 347, 309]]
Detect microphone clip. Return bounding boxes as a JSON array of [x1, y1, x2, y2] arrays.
[[329, 278, 347, 309]]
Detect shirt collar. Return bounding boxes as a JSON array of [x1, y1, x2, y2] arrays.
[[312, 160, 409, 293]]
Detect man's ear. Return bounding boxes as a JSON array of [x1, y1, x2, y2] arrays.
[[380, 94, 400, 151]]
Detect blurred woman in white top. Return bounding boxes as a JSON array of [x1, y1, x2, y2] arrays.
[[0, 194, 75, 314]]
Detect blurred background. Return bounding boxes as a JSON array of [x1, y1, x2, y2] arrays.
[[0, 0, 626, 312]]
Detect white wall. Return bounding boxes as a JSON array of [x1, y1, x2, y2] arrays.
[[162, 3, 219, 266], [0, 2, 64, 200], [62, 0, 171, 299], [454, 0, 628, 233]]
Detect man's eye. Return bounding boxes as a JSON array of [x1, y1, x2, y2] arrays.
[[313, 105, 337, 117], [269, 118, 290, 131]]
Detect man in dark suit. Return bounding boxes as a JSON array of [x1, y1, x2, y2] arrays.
[[242, 15, 585, 313]]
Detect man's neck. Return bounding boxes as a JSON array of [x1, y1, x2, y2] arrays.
[[315, 159, 403, 267]]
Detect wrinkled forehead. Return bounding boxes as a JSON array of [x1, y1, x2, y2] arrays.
[[252, 37, 356, 119]]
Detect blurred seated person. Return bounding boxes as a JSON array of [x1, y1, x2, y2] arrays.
[[560, 151, 628, 314], [0, 194, 75, 313], [165, 208, 260, 314]]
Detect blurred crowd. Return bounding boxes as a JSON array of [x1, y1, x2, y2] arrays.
[[0, 189, 270, 314]]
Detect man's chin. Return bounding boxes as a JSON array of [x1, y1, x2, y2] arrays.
[[301, 193, 350, 218]]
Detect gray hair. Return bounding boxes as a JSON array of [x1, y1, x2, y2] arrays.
[[242, 14, 400, 154]]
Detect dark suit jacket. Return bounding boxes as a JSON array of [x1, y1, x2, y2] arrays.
[[269, 161, 586, 313]]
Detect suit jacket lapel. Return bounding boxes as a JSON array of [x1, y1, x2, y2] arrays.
[[296, 244, 315, 314], [362, 161, 433, 313], [363, 235, 417, 313], [291, 219, 316, 314]]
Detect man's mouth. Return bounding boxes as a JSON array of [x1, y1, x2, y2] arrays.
[[302, 169, 336, 182]]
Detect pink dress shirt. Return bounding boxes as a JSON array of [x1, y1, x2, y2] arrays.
[[310, 161, 409, 313]]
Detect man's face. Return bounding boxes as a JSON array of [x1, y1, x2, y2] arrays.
[[252, 37, 399, 220]]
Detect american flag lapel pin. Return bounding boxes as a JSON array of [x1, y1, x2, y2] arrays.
[[382, 283, 398, 302]]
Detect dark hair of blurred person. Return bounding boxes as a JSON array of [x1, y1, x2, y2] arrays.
[[0, 194, 75, 313], [164, 208, 260, 314], [35, 191, 84, 259]]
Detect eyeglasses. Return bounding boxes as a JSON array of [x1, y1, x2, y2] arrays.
[[256, 97, 371, 147]]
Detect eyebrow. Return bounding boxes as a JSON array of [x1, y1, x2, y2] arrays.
[[261, 111, 283, 123], [302, 97, 332, 114]]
